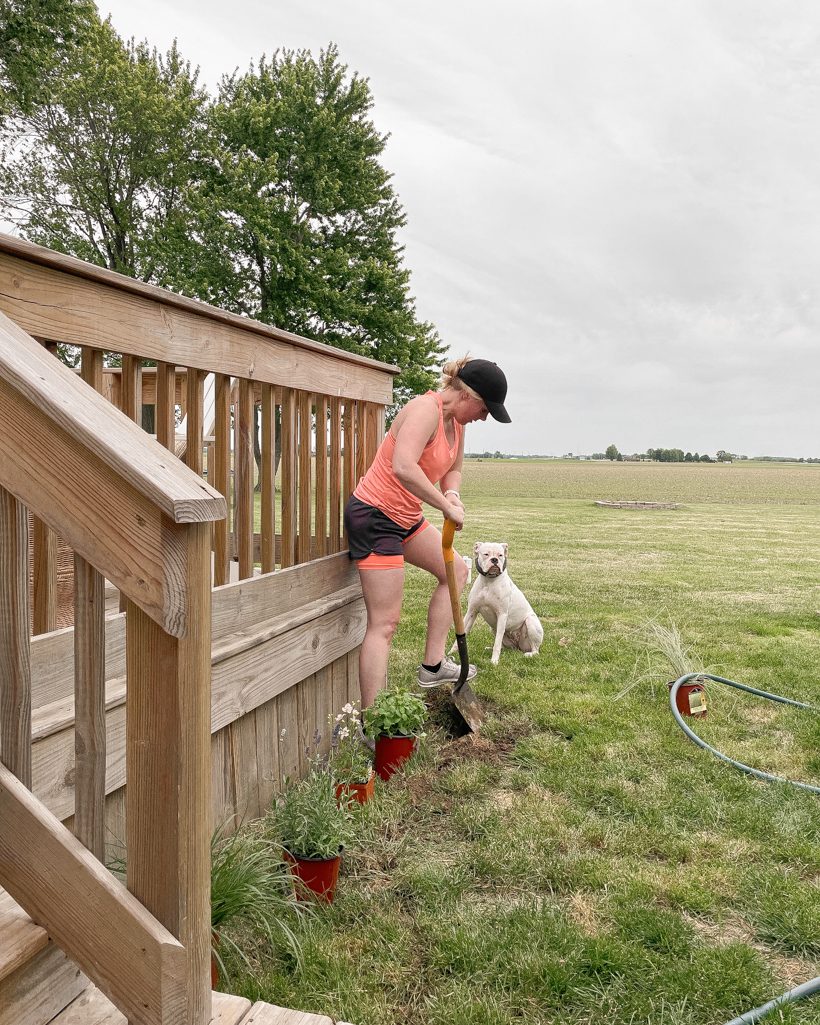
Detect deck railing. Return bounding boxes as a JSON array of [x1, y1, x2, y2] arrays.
[[0, 233, 398, 1024], [0, 308, 226, 1025], [0, 233, 396, 629]]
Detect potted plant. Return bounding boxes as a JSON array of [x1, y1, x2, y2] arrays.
[[209, 824, 302, 987], [329, 701, 375, 806], [617, 618, 709, 719], [364, 688, 428, 781], [266, 767, 356, 902]]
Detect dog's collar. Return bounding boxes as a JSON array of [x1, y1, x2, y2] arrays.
[[475, 556, 507, 577]]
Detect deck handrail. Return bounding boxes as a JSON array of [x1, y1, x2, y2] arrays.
[[0, 232, 399, 403], [0, 312, 226, 1024]]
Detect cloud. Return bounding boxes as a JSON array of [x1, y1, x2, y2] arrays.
[[100, 0, 820, 455]]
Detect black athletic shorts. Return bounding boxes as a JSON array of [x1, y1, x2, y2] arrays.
[[343, 495, 429, 568]]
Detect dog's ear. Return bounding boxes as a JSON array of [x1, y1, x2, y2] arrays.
[[502, 543, 508, 556], [473, 542, 482, 555]]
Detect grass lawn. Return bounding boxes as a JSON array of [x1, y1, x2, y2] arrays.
[[224, 460, 820, 1025]]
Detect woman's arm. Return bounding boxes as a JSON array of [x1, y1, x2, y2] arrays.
[[438, 427, 466, 519], [391, 396, 465, 526]]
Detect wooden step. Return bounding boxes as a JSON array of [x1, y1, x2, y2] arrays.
[[48, 985, 341, 1025], [0, 887, 49, 983], [237, 1001, 333, 1025]]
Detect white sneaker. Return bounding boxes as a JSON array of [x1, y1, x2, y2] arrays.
[[417, 655, 477, 688]]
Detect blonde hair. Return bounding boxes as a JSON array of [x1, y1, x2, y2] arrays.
[[440, 355, 480, 399]]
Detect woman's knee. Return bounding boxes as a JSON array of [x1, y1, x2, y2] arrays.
[[367, 612, 401, 642], [455, 554, 470, 590]]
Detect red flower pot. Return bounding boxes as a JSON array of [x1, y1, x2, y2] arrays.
[[284, 849, 342, 903], [335, 769, 376, 808], [211, 931, 219, 989], [375, 734, 417, 781], [668, 680, 707, 718]]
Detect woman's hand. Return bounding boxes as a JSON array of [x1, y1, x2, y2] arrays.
[[445, 499, 465, 529]]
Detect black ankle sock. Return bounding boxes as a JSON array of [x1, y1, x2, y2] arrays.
[[422, 661, 442, 673]]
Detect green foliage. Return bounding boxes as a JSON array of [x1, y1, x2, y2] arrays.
[[0, 23, 442, 401], [328, 701, 372, 785], [605, 444, 619, 461], [0, 14, 208, 279], [363, 687, 428, 738], [163, 44, 444, 407], [266, 766, 356, 861], [0, 0, 96, 117], [210, 824, 302, 977]]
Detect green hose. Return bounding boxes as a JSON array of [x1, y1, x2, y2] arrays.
[[669, 673, 820, 1023]]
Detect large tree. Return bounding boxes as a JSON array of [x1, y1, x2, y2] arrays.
[[171, 46, 443, 406], [0, 12, 209, 279]]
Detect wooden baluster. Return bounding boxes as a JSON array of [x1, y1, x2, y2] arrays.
[[73, 553, 105, 860], [126, 520, 211, 1023], [329, 396, 342, 554], [365, 402, 380, 471], [0, 488, 32, 789], [155, 360, 176, 451], [315, 395, 328, 559], [120, 355, 143, 612], [235, 378, 254, 579], [30, 345, 60, 634], [73, 346, 107, 856], [261, 382, 276, 574], [120, 354, 142, 425], [186, 367, 204, 476], [31, 514, 57, 635], [297, 391, 312, 565], [342, 401, 354, 545], [355, 400, 367, 488], [280, 387, 297, 569], [213, 374, 231, 587]]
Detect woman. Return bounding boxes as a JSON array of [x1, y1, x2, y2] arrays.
[[344, 356, 511, 710]]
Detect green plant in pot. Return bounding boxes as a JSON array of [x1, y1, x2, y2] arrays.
[[329, 701, 375, 806], [364, 687, 428, 781], [266, 766, 356, 902]]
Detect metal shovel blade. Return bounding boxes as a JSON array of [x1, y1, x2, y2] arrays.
[[442, 519, 482, 733]]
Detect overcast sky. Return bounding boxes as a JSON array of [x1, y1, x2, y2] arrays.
[[99, 0, 820, 457]]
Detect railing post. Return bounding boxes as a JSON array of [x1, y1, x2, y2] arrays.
[[213, 374, 231, 586], [126, 519, 212, 1025], [0, 486, 32, 788]]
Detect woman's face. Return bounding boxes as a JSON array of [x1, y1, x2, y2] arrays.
[[456, 390, 489, 424]]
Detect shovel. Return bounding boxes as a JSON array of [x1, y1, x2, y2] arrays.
[[442, 518, 482, 732]]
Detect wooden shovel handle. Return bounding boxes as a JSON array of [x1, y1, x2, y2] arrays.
[[442, 519, 465, 634]]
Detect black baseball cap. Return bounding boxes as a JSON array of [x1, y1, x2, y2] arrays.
[[456, 359, 511, 423]]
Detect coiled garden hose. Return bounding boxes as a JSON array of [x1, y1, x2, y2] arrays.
[[669, 673, 820, 1024]]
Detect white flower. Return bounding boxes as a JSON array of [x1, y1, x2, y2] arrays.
[[339, 728, 350, 739], [335, 713, 344, 721], [342, 703, 354, 714]]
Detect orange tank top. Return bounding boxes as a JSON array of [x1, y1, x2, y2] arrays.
[[354, 391, 462, 528]]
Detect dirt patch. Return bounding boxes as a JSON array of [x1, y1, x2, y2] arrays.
[[565, 892, 603, 937], [437, 732, 512, 768]]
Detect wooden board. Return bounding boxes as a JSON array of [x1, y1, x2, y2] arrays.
[[210, 600, 366, 735], [0, 239, 397, 404], [0, 943, 87, 1025], [211, 552, 357, 638], [0, 311, 225, 525], [237, 1000, 333, 1025], [0, 488, 32, 787], [0, 888, 48, 983]]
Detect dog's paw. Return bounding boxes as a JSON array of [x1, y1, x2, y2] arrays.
[[490, 656, 500, 665], [524, 651, 538, 657]]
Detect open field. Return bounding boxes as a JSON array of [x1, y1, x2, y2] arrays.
[[226, 461, 820, 1025]]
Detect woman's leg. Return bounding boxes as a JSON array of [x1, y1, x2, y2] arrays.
[[357, 565, 405, 708], [402, 524, 469, 665]]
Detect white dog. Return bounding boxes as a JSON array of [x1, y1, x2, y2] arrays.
[[452, 542, 544, 665]]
